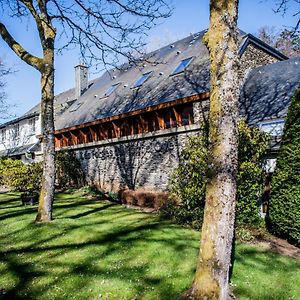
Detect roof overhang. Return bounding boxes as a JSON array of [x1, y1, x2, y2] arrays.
[[0, 112, 39, 129], [0, 141, 41, 158], [54, 91, 210, 134], [239, 33, 288, 61]]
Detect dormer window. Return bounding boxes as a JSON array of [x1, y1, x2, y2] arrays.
[[133, 71, 152, 88], [171, 57, 193, 75], [70, 102, 82, 112], [104, 83, 120, 97]]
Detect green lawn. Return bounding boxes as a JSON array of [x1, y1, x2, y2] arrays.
[[0, 192, 299, 300]]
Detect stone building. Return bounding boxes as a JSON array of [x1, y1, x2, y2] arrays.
[[1, 30, 299, 196]]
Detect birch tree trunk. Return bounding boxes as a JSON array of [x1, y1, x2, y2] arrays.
[[191, 1, 240, 299]]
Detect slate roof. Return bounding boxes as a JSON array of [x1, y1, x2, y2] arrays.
[[55, 30, 210, 130], [0, 112, 39, 129], [55, 29, 288, 131], [0, 29, 293, 133], [240, 56, 300, 124], [0, 86, 77, 129]]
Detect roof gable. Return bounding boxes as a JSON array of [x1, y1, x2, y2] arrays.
[[239, 33, 288, 60]]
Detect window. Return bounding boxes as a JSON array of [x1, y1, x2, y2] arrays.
[[13, 124, 20, 138], [180, 105, 194, 125], [163, 110, 177, 129], [69, 102, 83, 112], [29, 118, 36, 133], [1, 129, 6, 143], [171, 57, 193, 75], [259, 119, 285, 137], [132, 72, 152, 88], [104, 83, 120, 97]]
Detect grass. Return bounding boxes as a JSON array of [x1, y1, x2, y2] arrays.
[[0, 191, 299, 300]]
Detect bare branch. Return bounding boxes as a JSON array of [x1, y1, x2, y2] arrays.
[[273, 0, 300, 33], [0, 0, 172, 222], [0, 22, 43, 70], [0, 60, 14, 120], [257, 25, 300, 57]]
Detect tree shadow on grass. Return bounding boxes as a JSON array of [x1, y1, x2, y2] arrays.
[[0, 197, 198, 300], [0, 196, 21, 206], [68, 203, 117, 219], [0, 206, 37, 222], [0, 204, 24, 210], [0, 194, 111, 221], [2, 217, 298, 300], [232, 246, 300, 300], [1, 194, 299, 300]]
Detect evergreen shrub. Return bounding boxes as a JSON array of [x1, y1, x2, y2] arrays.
[[0, 158, 42, 192], [236, 121, 270, 224], [268, 88, 300, 246], [55, 150, 85, 188], [163, 134, 207, 229], [163, 121, 269, 228], [0, 150, 84, 192]]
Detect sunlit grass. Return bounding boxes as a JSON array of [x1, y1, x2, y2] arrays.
[[0, 191, 299, 300]]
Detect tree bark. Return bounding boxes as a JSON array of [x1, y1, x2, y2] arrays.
[[35, 62, 56, 222], [0, 18, 57, 222], [35, 22, 56, 222], [192, 1, 240, 299]]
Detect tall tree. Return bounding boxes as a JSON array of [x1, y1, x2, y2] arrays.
[[0, 0, 171, 222], [191, 1, 240, 299]]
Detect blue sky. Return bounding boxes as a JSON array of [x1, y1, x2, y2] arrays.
[[0, 0, 299, 122]]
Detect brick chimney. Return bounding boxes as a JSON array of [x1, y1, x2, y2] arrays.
[[74, 64, 88, 99]]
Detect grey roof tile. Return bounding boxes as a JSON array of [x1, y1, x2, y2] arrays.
[[55, 31, 211, 130], [3, 29, 297, 133], [240, 56, 300, 124]]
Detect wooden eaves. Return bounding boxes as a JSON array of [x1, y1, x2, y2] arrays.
[[54, 91, 210, 135]]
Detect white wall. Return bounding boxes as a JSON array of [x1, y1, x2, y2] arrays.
[[0, 115, 41, 152]]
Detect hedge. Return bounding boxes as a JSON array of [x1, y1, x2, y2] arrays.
[[268, 87, 300, 246]]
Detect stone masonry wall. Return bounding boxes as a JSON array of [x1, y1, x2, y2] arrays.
[[71, 127, 200, 192], [239, 44, 279, 80]]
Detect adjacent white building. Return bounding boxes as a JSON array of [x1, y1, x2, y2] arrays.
[[0, 112, 42, 163]]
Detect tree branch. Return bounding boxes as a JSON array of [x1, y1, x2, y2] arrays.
[[0, 22, 43, 71]]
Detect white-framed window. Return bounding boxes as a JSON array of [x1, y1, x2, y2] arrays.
[[258, 119, 285, 137], [70, 102, 83, 112], [29, 117, 36, 133], [103, 83, 120, 97], [0, 128, 6, 143], [13, 123, 20, 138]]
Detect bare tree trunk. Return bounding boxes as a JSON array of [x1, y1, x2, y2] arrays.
[[35, 19, 56, 222], [191, 1, 240, 299], [36, 62, 55, 222], [0, 18, 56, 223]]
